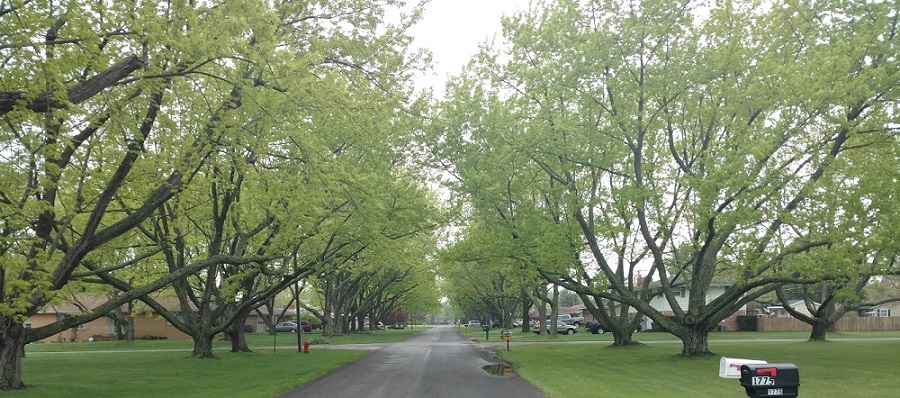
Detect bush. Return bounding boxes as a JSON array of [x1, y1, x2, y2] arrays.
[[736, 315, 758, 331], [308, 337, 328, 345]]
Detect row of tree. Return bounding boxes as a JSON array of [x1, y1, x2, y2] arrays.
[[0, 0, 441, 390], [427, 0, 899, 356]]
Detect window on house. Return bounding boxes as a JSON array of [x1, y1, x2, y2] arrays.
[[679, 287, 686, 298], [23, 322, 32, 329], [166, 313, 185, 326], [878, 309, 891, 317], [77, 324, 86, 330]]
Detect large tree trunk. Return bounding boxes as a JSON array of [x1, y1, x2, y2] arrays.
[[0, 319, 26, 390], [111, 301, 136, 341], [536, 299, 547, 335], [226, 328, 251, 353], [548, 285, 559, 338], [520, 288, 532, 333], [679, 327, 712, 358], [189, 309, 216, 358], [332, 304, 346, 335], [124, 312, 135, 341], [609, 328, 637, 347], [323, 277, 334, 337], [191, 334, 215, 358], [809, 321, 830, 341], [227, 310, 252, 352]]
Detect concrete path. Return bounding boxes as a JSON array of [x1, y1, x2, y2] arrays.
[[278, 325, 545, 398]]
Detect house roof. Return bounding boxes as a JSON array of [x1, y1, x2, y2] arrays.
[[643, 275, 735, 290], [38, 296, 127, 314], [558, 305, 586, 315]]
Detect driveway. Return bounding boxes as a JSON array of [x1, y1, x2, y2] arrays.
[[278, 325, 545, 398]]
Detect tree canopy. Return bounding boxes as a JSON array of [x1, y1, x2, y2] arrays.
[[426, 0, 899, 356], [0, 0, 440, 389]]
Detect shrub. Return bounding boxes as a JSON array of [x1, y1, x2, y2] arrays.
[[308, 337, 328, 345]]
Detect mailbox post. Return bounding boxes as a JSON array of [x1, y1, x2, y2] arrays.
[[483, 325, 491, 340], [739, 363, 799, 398], [500, 329, 512, 351]]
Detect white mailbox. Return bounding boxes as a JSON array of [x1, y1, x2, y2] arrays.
[[719, 357, 768, 379]]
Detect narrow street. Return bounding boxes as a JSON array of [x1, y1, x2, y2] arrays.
[[278, 325, 545, 398]]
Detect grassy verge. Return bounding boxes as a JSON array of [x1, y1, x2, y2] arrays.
[[19, 349, 366, 397], [498, 339, 900, 398]]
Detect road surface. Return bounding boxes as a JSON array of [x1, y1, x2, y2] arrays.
[[278, 325, 545, 398]]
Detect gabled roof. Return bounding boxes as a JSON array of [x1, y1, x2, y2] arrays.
[[37, 296, 126, 314]]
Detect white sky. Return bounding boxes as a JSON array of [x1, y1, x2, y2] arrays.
[[408, 0, 534, 98]]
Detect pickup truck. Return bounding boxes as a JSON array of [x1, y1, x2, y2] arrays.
[[556, 314, 584, 327]]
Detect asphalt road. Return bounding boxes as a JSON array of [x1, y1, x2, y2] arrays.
[[278, 325, 545, 398]]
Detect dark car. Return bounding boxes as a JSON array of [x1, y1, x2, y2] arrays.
[[585, 321, 607, 334]]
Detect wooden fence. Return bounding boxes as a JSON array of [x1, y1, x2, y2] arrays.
[[757, 316, 900, 332]]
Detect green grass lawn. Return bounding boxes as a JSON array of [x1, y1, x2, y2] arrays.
[[17, 327, 899, 397], [17, 327, 426, 397], [497, 339, 900, 398], [19, 348, 366, 397]]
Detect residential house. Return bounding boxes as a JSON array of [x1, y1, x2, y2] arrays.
[[767, 300, 819, 318], [245, 306, 297, 332], [27, 297, 192, 342], [25, 293, 308, 343], [858, 302, 900, 318], [558, 305, 585, 318], [578, 278, 747, 332], [26, 298, 116, 343]]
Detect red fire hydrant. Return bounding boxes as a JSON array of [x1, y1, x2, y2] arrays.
[[303, 339, 310, 354]]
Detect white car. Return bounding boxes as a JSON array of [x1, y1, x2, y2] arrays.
[[467, 320, 482, 328]]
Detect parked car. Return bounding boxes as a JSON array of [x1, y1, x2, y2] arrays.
[[533, 320, 578, 335], [273, 321, 297, 332], [273, 321, 312, 333], [491, 320, 522, 328], [467, 320, 482, 328], [585, 321, 607, 334]]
